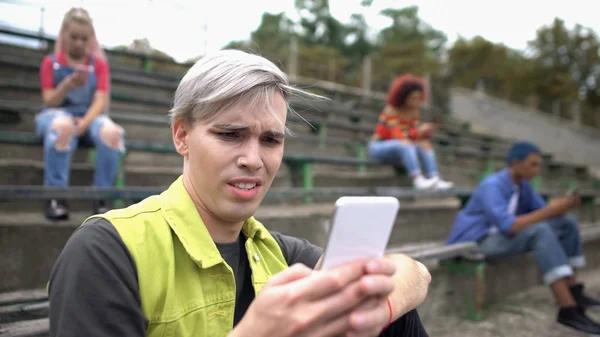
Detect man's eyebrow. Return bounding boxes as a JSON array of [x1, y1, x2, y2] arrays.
[[213, 123, 248, 130], [264, 130, 285, 139], [213, 124, 285, 138]]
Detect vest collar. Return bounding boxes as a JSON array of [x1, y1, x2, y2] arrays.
[[160, 175, 268, 269]]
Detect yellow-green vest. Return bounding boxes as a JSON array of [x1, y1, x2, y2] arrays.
[[88, 176, 288, 337]]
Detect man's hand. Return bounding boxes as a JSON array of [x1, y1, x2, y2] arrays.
[[548, 196, 579, 216], [231, 260, 395, 337], [341, 259, 397, 337]]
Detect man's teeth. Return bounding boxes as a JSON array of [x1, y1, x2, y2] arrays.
[[233, 183, 257, 190]]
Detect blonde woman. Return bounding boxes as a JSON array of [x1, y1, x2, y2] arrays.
[[37, 8, 123, 220]]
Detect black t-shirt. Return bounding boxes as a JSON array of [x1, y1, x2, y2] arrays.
[[48, 218, 428, 337]]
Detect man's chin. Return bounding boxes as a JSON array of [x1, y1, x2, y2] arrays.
[[226, 200, 261, 220]]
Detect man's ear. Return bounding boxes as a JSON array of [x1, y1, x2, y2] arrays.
[[172, 119, 189, 157]]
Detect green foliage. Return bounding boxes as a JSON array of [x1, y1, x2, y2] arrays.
[[213, 4, 600, 128]]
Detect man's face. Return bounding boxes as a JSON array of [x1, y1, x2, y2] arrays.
[[173, 92, 286, 224], [515, 153, 542, 181]]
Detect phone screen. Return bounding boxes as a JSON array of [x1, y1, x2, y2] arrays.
[[320, 196, 400, 270], [566, 186, 578, 196]]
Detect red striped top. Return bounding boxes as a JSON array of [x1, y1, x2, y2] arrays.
[[374, 112, 420, 140]]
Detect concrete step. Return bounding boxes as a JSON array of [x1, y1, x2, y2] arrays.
[[0, 142, 583, 192], [0, 197, 460, 291], [0, 317, 49, 337], [0, 53, 176, 100], [0, 156, 487, 197]]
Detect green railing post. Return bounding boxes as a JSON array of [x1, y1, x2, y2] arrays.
[[87, 148, 96, 165], [468, 263, 487, 322], [318, 124, 328, 150], [478, 158, 495, 183], [301, 163, 313, 204], [143, 57, 153, 73], [287, 160, 314, 204], [440, 259, 486, 321], [349, 142, 367, 173], [531, 176, 541, 192], [113, 152, 127, 209]]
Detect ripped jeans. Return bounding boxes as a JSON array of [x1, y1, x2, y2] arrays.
[[35, 109, 125, 188]]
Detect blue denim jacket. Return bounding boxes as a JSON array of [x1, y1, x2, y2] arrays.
[[446, 169, 547, 244]]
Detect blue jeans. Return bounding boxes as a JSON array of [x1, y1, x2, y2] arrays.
[[479, 215, 585, 285], [35, 108, 124, 188], [368, 140, 438, 177]]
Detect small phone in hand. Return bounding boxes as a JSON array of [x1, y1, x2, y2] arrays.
[[320, 196, 400, 271], [74, 64, 94, 73], [565, 186, 579, 197]]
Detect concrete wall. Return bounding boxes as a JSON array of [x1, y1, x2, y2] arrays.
[[450, 88, 600, 168]]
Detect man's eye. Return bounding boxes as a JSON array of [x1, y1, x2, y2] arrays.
[[263, 137, 281, 144], [218, 132, 238, 139]]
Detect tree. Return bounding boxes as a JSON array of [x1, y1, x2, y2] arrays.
[[370, 6, 447, 92], [529, 18, 600, 104], [526, 18, 600, 124], [447, 36, 534, 102], [294, 0, 348, 51], [378, 6, 446, 58]]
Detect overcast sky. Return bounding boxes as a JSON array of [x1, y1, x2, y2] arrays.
[[0, 0, 598, 62]]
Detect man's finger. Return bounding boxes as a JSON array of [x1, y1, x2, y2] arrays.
[[293, 259, 367, 300], [357, 275, 395, 298], [348, 297, 389, 333], [365, 258, 396, 276], [267, 263, 312, 287]]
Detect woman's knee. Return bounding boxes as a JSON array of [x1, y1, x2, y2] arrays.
[[392, 139, 415, 148], [49, 116, 75, 150], [416, 139, 433, 151], [99, 121, 123, 150]]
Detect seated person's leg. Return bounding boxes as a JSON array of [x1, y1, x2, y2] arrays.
[[368, 139, 436, 190], [36, 109, 78, 187], [546, 215, 585, 270], [88, 115, 125, 213], [35, 109, 78, 220], [547, 215, 600, 309], [480, 222, 572, 285], [415, 139, 453, 190], [480, 222, 600, 332]]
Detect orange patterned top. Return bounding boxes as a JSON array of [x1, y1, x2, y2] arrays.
[[374, 112, 420, 140]]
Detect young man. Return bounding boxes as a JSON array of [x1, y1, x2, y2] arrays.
[[48, 50, 432, 337], [446, 141, 600, 335]]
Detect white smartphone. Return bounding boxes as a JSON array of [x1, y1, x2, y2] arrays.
[[320, 196, 400, 270]]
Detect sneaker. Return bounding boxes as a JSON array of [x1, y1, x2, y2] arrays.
[[432, 177, 454, 191], [413, 175, 437, 190], [571, 284, 600, 312], [92, 200, 111, 215], [44, 199, 69, 221], [557, 306, 600, 335]]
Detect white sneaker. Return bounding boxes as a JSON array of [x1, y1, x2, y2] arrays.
[[432, 177, 454, 190], [413, 175, 438, 190]]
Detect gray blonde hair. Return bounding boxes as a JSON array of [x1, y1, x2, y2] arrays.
[[169, 49, 317, 133]]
